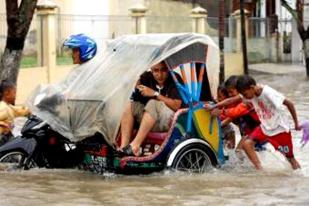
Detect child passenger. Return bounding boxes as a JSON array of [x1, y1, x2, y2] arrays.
[[206, 75, 301, 170], [0, 80, 30, 146]]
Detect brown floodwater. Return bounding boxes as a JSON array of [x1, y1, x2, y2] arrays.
[[1, 71, 309, 206]]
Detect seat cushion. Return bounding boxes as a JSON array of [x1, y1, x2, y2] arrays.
[[144, 132, 168, 145]]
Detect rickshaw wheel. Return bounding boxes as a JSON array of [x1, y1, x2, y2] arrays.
[[171, 143, 217, 173]]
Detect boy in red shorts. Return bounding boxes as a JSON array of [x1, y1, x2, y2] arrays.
[[206, 75, 301, 170], [220, 76, 260, 155]]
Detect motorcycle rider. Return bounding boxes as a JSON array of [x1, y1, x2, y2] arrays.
[[37, 34, 97, 113], [63, 33, 97, 64], [0, 34, 98, 168]]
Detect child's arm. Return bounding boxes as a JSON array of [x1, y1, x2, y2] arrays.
[[9, 105, 31, 117], [221, 117, 232, 127], [204, 95, 242, 111], [283, 98, 301, 130], [0, 120, 10, 128], [224, 103, 250, 119]]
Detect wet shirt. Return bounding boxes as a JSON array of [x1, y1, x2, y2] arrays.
[[131, 71, 182, 105], [223, 102, 260, 136], [242, 85, 290, 136]]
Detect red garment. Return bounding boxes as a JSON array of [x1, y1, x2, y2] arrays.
[[221, 103, 260, 136], [248, 126, 294, 158], [219, 103, 259, 122], [225, 103, 252, 119]]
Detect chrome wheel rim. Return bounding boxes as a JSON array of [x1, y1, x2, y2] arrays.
[[174, 148, 212, 173], [0, 151, 35, 170]]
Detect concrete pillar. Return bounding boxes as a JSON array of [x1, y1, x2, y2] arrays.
[[260, 0, 266, 37], [190, 7, 208, 34], [129, 4, 148, 34], [305, 0, 309, 27], [303, 0, 309, 65], [232, 9, 250, 52], [291, 19, 303, 63], [36, 0, 57, 83]]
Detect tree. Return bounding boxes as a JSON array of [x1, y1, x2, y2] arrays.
[[0, 0, 38, 84], [240, 0, 249, 74], [219, 0, 225, 83], [281, 0, 309, 77]]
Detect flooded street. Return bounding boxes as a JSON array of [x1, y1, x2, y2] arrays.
[[1, 71, 309, 206]]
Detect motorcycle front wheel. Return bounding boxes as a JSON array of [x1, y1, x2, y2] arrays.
[[0, 150, 36, 170]]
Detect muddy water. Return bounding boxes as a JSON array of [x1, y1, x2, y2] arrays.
[[1, 72, 309, 206]]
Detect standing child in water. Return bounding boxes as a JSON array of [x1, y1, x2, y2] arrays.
[[223, 76, 260, 155], [216, 84, 236, 149], [206, 75, 301, 170]]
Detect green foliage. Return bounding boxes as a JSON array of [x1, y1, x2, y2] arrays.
[[57, 56, 73, 65], [20, 55, 73, 68], [20, 56, 37, 68], [248, 52, 267, 63]]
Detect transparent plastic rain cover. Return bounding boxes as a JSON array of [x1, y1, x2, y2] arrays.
[[27, 33, 219, 145]]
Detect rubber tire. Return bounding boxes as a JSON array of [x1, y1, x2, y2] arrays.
[[170, 143, 217, 173], [0, 150, 33, 170]]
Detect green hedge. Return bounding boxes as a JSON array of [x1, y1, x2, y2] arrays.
[[20, 55, 73, 68]]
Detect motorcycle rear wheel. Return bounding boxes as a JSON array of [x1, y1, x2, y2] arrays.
[[0, 150, 36, 170]]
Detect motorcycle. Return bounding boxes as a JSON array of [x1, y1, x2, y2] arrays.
[[0, 115, 87, 170]]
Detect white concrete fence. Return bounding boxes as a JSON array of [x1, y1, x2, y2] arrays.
[[0, 2, 297, 103]]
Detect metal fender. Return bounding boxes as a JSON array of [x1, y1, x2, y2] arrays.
[[0, 136, 37, 155], [166, 138, 217, 167]]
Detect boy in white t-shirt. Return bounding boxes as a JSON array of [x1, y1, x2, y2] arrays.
[[205, 75, 301, 170]]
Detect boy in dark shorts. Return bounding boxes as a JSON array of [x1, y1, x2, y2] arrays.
[[206, 75, 301, 170]]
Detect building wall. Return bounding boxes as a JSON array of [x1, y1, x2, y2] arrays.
[[108, 0, 193, 35], [305, 0, 309, 22], [145, 0, 193, 33], [0, 0, 304, 65], [108, 0, 144, 15], [232, 0, 257, 14], [54, 0, 108, 15], [0, 1, 4, 14], [53, 0, 109, 45]]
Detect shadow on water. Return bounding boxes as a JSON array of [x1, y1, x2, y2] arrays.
[[1, 71, 309, 205]]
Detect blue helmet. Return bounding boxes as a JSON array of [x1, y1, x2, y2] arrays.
[[63, 34, 97, 62]]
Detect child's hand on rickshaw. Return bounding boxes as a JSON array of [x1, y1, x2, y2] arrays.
[[209, 108, 221, 117], [203, 102, 216, 111]]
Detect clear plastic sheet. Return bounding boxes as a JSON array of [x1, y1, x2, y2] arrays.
[[27, 33, 219, 145]]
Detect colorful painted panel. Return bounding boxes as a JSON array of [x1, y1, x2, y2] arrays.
[[192, 108, 220, 153]]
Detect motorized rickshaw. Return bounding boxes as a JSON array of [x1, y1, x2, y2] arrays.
[[0, 33, 225, 174]]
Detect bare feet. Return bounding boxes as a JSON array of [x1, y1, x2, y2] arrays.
[[235, 149, 245, 161], [288, 158, 301, 170], [119, 144, 140, 156], [130, 144, 141, 156]]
